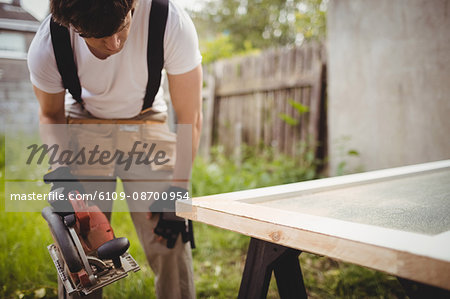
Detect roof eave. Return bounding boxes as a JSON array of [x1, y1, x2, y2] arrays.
[[0, 18, 40, 32]]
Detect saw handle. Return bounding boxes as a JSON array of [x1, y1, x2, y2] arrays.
[[97, 237, 130, 269], [42, 206, 83, 273]]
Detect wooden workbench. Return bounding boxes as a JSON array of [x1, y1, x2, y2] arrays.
[[178, 160, 450, 297]]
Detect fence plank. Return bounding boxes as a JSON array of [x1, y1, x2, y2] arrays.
[[199, 43, 326, 161]]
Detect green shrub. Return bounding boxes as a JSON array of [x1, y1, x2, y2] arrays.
[[192, 144, 321, 197]]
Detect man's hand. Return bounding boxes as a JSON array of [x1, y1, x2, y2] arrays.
[[153, 213, 190, 248], [147, 186, 194, 248], [44, 166, 85, 214]]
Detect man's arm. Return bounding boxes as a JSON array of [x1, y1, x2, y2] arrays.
[[33, 85, 66, 124], [33, 85, 70, 162], [167, 64, 203, 189]]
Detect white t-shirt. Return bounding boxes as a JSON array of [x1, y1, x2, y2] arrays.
[[27, 0, 202, 119]]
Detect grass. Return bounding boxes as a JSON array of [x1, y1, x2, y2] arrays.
[[0, 141, 407, 299]]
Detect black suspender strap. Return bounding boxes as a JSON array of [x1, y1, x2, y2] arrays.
[[49, 0, 169, 111], [142, 0, 169, 111], [50, 18, 84, 106]]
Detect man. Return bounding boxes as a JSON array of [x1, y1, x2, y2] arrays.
[[27, 0, 202, 298]]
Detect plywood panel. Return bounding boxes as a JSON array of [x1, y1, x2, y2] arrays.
[[256, 170, 450, 235]]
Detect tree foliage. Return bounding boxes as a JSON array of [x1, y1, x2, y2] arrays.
[[201, 34, 259, 64], [190, 0, 327, 62]]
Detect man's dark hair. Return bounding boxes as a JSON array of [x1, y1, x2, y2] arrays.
[[50, 0, 136, 38]]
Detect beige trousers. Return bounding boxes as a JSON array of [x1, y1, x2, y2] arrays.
[[57, 105, 195, 299]]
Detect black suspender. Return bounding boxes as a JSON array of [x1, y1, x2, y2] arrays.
[[49, 0, 169, 111], [50, 19, 83, 106], [143, 0, 169, 111]]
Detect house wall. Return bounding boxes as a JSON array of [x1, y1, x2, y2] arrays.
[[327, 0, 450, 174], [0, 29, 39, 125]]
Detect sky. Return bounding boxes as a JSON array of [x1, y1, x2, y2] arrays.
[[1, 0, 204, 21]]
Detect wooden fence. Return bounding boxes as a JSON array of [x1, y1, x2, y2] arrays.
[[198, 42, 327, 160]]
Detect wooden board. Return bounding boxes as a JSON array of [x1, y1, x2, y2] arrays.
[[177, 160, 450, 290]]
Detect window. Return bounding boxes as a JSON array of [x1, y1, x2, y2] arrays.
[[0, 31, 27, 59]]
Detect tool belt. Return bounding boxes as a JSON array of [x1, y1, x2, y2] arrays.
[[66, 107, 168, 125], [64, 110, 194, 249], [66, 117, 164, 125], [65, 109, 176, 177]]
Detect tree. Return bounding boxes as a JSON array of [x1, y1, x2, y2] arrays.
[[190, 0, 327, 60]]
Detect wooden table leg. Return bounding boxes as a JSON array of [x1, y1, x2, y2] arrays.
[[238, 238, 308, 299]]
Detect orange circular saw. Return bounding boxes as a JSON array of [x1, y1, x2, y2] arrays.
[[42, 168, 140, 295]]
